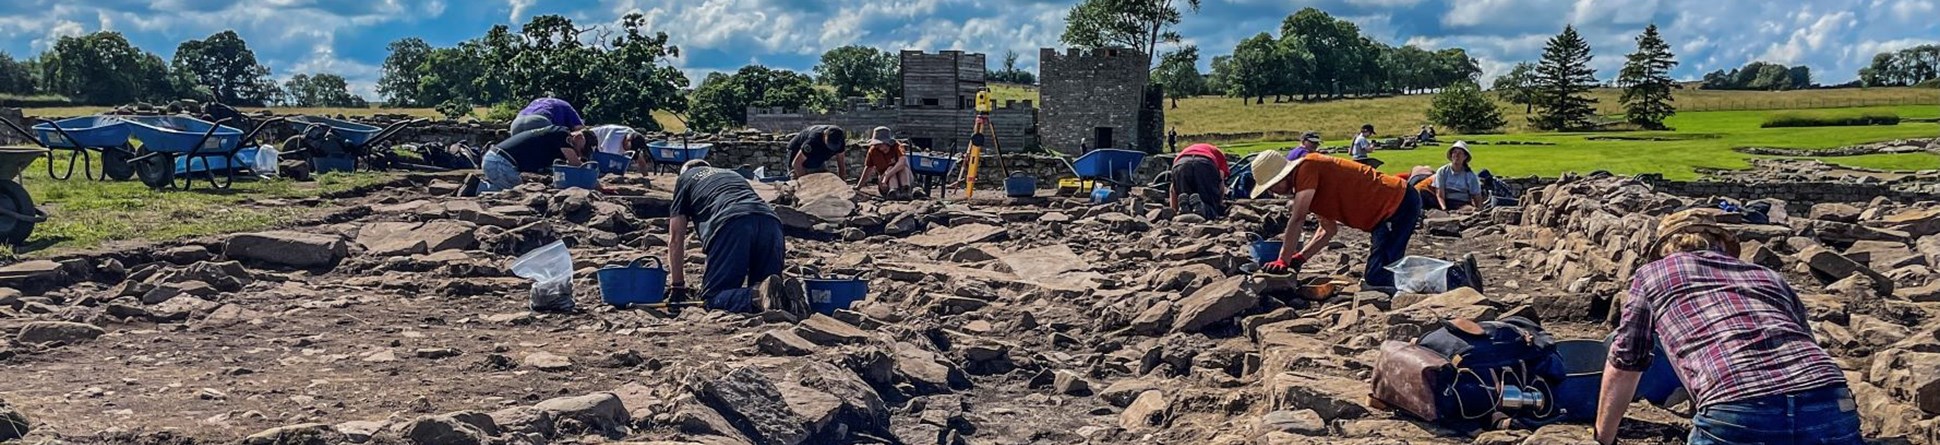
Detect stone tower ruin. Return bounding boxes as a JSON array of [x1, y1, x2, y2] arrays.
[[1038, 47, 1157, 155]]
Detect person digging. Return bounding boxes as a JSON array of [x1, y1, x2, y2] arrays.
[[665, 160, 810, 316], [1248, 149, 1422, 293], [1593, 208, 1859, 445]]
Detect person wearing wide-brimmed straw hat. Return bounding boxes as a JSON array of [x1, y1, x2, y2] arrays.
[[1593, 208, 1858, 445], [1247, 149, 1421, 292]]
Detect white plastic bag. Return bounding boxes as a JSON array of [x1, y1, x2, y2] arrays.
[[1385, 256, 1454, 294], [251, 144, 279, 178], [510, 241, 576, 311]]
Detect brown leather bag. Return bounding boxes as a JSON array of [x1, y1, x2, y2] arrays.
[[1371, 340, 1451, 422]]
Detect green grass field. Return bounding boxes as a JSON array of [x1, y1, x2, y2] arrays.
[[1220, 105, 1940, 180], [6, 160, 390, 257]]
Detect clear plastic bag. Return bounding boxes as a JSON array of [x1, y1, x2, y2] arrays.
[[1385, 256, 1455, 294], [510, 241, 576, 311], [251, 144, 279, 178]]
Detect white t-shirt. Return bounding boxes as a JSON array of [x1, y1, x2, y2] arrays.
[[588, 125, 634, 155], [1351, 134, 1373, 158]]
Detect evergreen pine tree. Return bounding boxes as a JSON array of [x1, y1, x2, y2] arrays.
[[1532, 26, 1598, 131], [1618, 24, 1678, 130]]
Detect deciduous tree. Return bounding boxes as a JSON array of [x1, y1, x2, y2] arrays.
[[1060, 0, 1202, 67], [172, 30, 277, 106], [814, 45, 898, 99]]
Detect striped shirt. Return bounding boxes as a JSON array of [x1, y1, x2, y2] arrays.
[[1611, 250, 1845, 408]]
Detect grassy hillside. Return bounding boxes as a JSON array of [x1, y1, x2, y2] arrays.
[[1222, 105, 1940, 180]]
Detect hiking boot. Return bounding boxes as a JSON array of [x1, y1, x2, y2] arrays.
[[753, 275, 786, 313], [753, 274, 810, 318], [1459, 253, 1485, 294]]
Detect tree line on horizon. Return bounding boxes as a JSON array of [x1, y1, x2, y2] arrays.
[[0, 30, 366, 108]]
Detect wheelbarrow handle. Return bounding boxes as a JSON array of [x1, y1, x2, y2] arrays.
[[239, 116, 292, 148], [42, 120, 87, 149], [0, 116, 46, 148], [367, 118, 428, 147]]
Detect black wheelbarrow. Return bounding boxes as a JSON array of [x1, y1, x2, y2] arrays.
[[0, 145, 51, 245], [283, 116, 427, 173]]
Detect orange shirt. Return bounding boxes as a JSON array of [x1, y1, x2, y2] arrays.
[[1413, 174, 1437, 194], [1292, 153, 1408, 232], [864, 143, 905, 172]]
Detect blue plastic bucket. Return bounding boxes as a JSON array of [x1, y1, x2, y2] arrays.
[[1090, 185, 1116, 205], [1248, 233, 1283, 267], [314, 155, 355, 174], [1552, 339, 1607, 421], [552, 162, 598, 189], [591, 151, 632, 175], [597, 257, 668, 307], [1004, 173, 1037, 198], [804, 276, 867, 315]]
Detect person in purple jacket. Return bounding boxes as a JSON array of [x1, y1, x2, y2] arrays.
[[511, 97, 585, 134]]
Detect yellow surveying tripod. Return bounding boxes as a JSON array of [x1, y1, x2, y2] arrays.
[[958, 89, 1009, 200]]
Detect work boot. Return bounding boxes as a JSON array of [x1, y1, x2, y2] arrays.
[[1180, 194, 1205, 219], [754, 275, 785, 314], [754, 275, 811, 318], [1459, 253, 1485, 294]]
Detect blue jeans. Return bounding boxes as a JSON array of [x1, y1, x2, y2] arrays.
[[1689, 386, 1863, 445], [478, 149, 521, 193], [702, 215, 786, 313], [1366, 188, 1421, 288]]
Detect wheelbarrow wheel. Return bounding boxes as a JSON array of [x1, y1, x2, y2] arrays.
[[135, 152, 177, 190], [0, 181, 38, 246], [102, 145, 136, 181]]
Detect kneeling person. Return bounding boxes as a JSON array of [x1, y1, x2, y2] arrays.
[[476, 125, 589, 194], [1169, 143, 1230, 220], [668, 161, 806, 314]]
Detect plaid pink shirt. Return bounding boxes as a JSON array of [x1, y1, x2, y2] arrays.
[[1611, 250, 1845, 408]]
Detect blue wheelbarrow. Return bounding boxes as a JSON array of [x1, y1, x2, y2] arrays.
[[644, 140, 712, 174], [122, 115, 288, 190], [0, 146, 50, 246], [0, 115, 138, 181], [1062, 148, 1147, 204]]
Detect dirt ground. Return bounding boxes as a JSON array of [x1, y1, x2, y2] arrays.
[[0, 171, 1932, 445]]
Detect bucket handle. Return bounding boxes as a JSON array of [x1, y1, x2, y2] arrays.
[[1009, 171, 1031, 178], [795, 264, 861, 281], [628, 255, 663, 271], [1247, 232, 1265, 243]]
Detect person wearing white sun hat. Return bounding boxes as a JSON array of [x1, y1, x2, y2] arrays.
[[1248, 149, 1421, 293]]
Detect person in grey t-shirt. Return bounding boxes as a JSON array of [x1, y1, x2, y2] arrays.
[[1429, 142, 1484, 211]]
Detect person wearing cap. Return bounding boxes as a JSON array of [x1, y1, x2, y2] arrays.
[[858, 126, 914, 199], [512, 97, 586, 134], [1285, 132, 1321, 161], [1593, 208, 1858, 445], [1351, 124, 1376, 159], [1248, 149, 1422, 292], [786, 124, 849, 179], [666, 160, 808, 316], [1417, 142, 1484, 211]]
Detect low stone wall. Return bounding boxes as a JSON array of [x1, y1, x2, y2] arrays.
[[0, 108, 25, 146], [1499, 170, 1937, 215]]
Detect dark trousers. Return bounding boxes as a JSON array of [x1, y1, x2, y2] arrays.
[[1366, 188, 1422, 288], [1689, 385, 1862, 445], [702, 215, 786, 313], [1170, 156, 1225, 219]]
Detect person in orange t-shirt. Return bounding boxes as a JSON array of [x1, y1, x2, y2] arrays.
[[1248, 150, 1422, 292], [857, 126, 914, 199]]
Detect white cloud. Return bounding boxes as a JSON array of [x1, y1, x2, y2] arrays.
[[509, 0, 536, 23], [1759, 10, 1854, 64]]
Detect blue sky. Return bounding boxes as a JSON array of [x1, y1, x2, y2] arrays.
[[3, 0, 1935, 100]]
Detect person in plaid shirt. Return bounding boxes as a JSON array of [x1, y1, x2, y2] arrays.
[[1593, 208, 1859, 445]]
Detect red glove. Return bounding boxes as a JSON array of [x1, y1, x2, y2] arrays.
[[1262, 254, 1306, 274]]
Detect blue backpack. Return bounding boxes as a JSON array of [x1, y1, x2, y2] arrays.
[[1226, 153, 1257, 200]]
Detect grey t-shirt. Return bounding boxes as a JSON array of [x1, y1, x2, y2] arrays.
[[1351, 134, 1374, 158], [1433, 164, 1483, 202], [673, 167, 776, 245]]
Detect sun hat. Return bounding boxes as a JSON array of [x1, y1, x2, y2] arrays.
[[1300, 132, 1321, 143], [1646, 208, 1742, 261], [1248, 150, 1305, 199]]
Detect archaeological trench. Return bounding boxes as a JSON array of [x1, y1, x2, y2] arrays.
[[1, 135, 1939, 445]]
